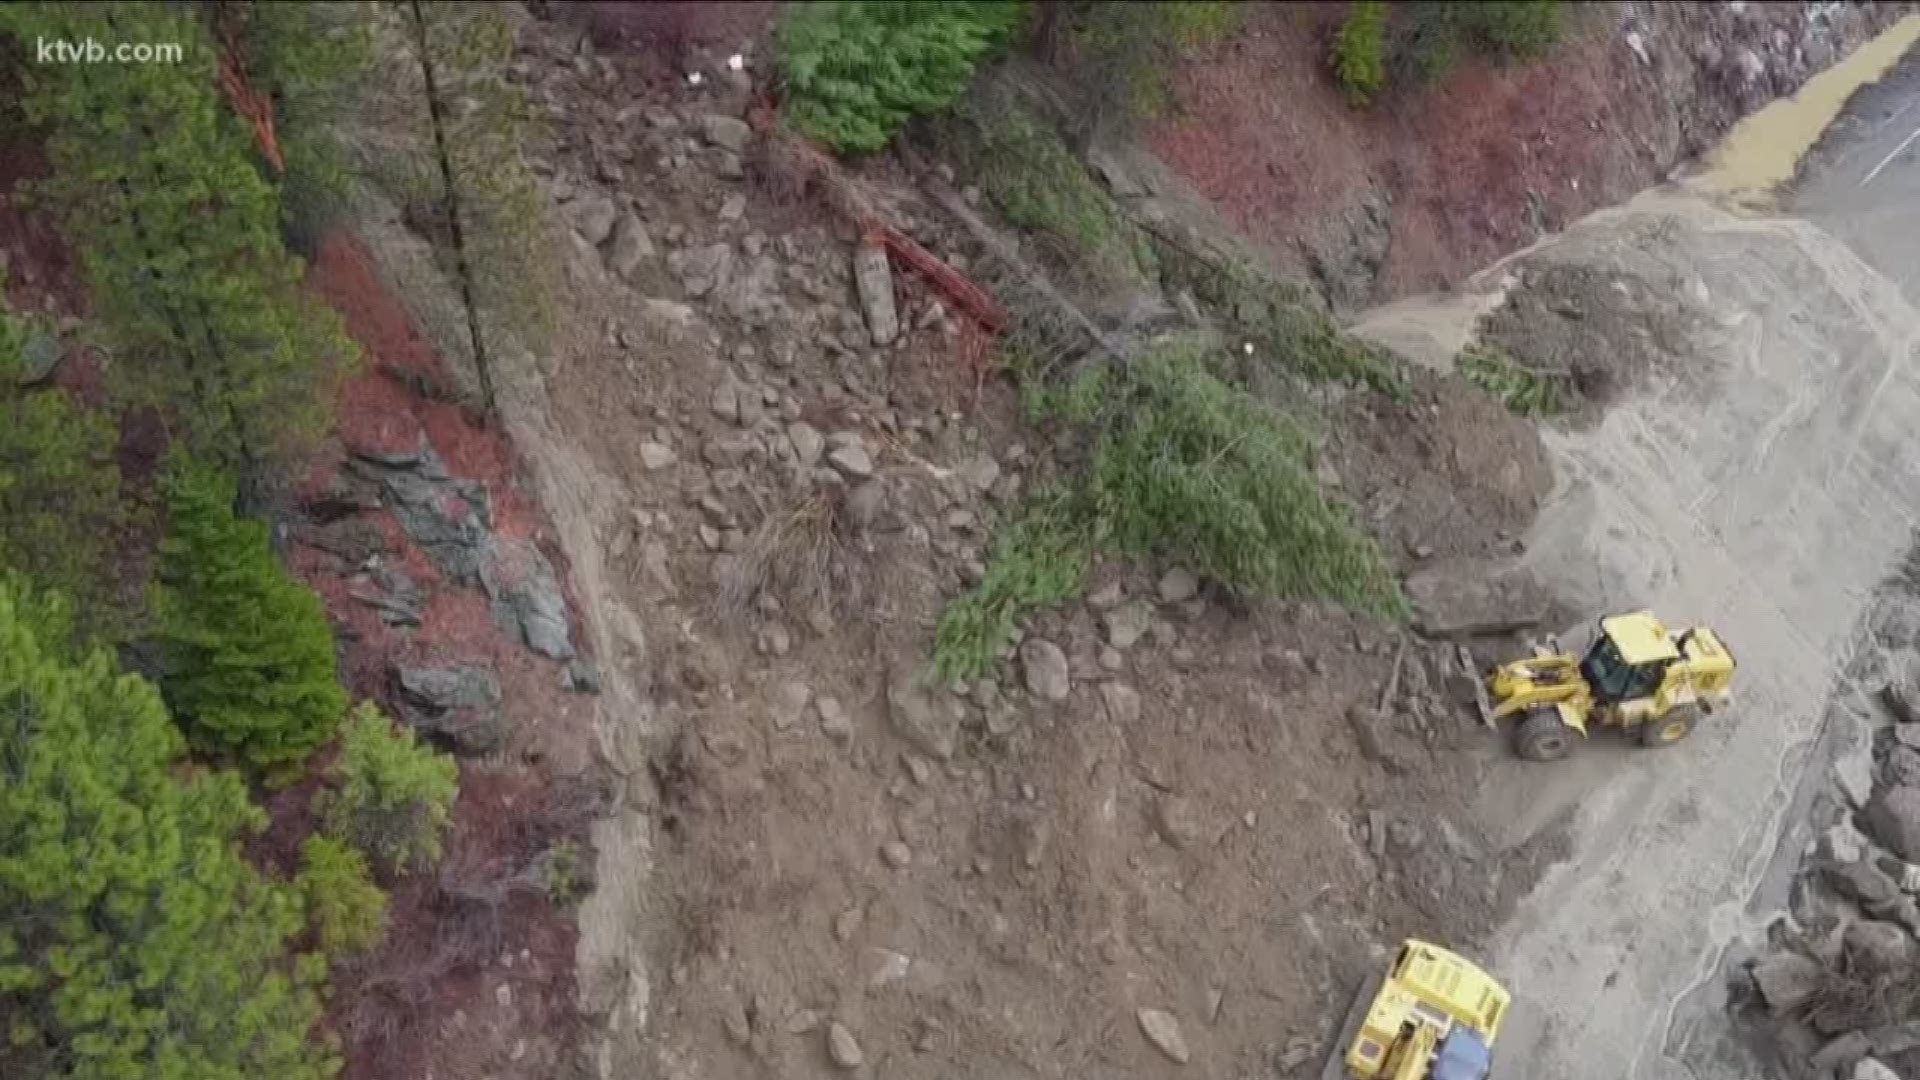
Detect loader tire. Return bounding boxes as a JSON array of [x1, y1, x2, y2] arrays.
[[1514, 711, 1577, 762], [1640, 706, 1699, 749]]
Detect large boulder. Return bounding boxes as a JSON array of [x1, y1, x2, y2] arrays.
[[1844, 920, 1917, 974], [1751, 952, 1823, 1015], [1863, 786, 1920, 862], [393, 663, 506, 756]]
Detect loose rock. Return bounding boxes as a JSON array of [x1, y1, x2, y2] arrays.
[[604, 212, 655, 278], [827, 1022, 864, 1069], [567, 193, 618, 244], [1137, 1008, 1191, 1065], [640, 441, 678, 470], [699, 113, 751, 153], [852, 240, 898, 346], [1021, 638, 1071, 701], [888, 672, 958, 759], [1864, 786, 1920, 862], [787, 421, 825, 466], [771, 680, 811, 731], [1100, 682, 1142, 726], [828, 444, 874, 478], [1751, 953, 1823, 1015], [1105, 601, 1154, 650], [881, 840, 912, 869], [1158, 567, 1200, 604]]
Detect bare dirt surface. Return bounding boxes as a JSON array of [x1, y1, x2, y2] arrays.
[[1352, 29, 1920, 1078], [446, 10, 1588, 1079], [1478, 262, 1714, 426], [1145, 1, 1906, 310], [1323, 369, 1554, 565]]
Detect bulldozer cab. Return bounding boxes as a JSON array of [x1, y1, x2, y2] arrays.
[[1581, 611, 1688, 703], [1580, 612, 1736, 707]]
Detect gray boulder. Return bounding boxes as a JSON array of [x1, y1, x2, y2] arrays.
[[1750, 952, 1823, 1015], [1864, 785, 1920, 862], [393, 663, 506, 756], [481, 539, 576, 661]]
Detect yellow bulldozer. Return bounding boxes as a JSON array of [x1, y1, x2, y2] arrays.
[[1466, 610, 1736, 761], [1322, 939, 1510, 1080]]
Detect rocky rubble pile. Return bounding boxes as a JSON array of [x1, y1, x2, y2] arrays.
[[1743, 594, 1920, 1080]]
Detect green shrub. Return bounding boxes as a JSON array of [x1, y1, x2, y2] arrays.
[[1335, 1, 1565, 102], [1331, 1, 1389, 105], [1154, 244, 1405, 394], [935, 88, 1158, 291], [0, 305, 130, 637], [938, 337, 1405, 674], [1091, 345, 1403, 615], [1054, 1, 1243, 130], [0, 578, 336, 1080], [933, 490, 1092, 681], [319, 702, 459, 877], [540, 839, 586, 907], [150, 459, 346, 772], [296, 835, 389, 958], [780, 1, 1027, 154], [1458, 344, 1567, 416]]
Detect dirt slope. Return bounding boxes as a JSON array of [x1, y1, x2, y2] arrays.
[[415, 12, 1586, 1079]]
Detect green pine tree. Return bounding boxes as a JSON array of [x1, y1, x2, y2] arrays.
[[295, 835, 388, 958], [0, 302, 130, 638], [0, 1, 357, 472], [320, 702, 459, 877], [0, 578, 337, 1080], [779, 1, 1028, 154], [150, 459, 346, 771]]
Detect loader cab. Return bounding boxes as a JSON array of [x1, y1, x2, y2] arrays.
[[1580, 612, 1680, 704]]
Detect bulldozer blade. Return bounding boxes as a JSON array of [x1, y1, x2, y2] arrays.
[[1455, 644, 1496, 728], [1319, 969, 1385, 1080]]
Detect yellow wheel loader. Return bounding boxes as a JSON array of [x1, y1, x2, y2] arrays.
[[1466, 610, 1736, 762], [1321, 939, 1510, 1080]]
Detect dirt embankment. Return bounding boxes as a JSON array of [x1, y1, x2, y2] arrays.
[[485, 9, 1581, 1078], [1144, 1, 1907, 310]]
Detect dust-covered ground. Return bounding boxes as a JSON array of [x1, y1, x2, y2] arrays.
[[1354, 30, 1920, 1080]]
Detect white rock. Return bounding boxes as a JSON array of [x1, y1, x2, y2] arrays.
[[787, 421, 825, 466], [640, 442, 678, 470], [828, 444, 874, 478], [827, 1022, 864, 1068], [1021, 638, 1071, 701], [862, 947, 912, 990], [770, 680, 811, 731], [852, 241, 899, 346], [1137, 1008, 1190, 1065], [1100, 682, 1141, 725]]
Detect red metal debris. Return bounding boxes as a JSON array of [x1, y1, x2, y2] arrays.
[[866, 223, 1007, 336]]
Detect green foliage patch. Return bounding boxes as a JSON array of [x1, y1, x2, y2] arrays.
[[938, 337, 1404, 679], [0, 306, 131, 638], [780, 1, 1027, 154], [319, 702, 459, 877], [296, 835, 389, 959], [934, 89, 1159, 293], [1331, 0, 1565, 105], [150, 459, 346, 773], [0, 579, 335, 1080], [932, 489, 1092, 681], [1458, 343, 1568, 416], [1331, 0, 1389, 104]]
